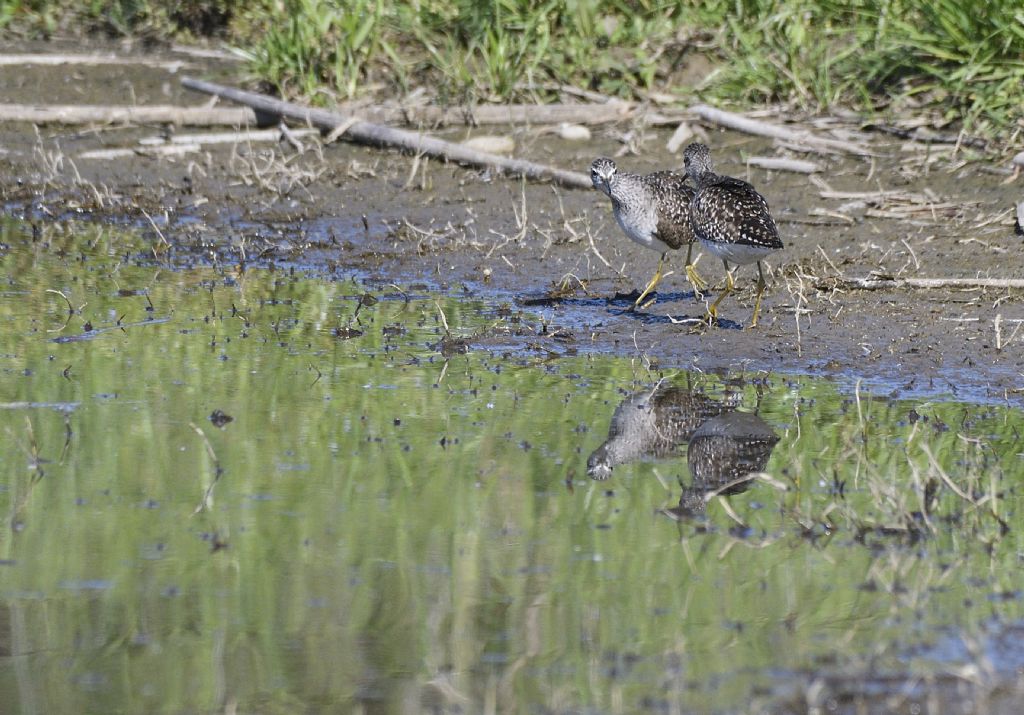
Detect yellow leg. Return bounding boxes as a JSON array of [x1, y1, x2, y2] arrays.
[[634, 252, 666, 308], [749, 261, 767, 328], [706, 261, 734, 324], [684, 242, 708, 295]]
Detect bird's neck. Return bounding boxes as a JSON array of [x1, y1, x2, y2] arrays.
[[691, 168, 718, 190], [607, 173, 637, 203]]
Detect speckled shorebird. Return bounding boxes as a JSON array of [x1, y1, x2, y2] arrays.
[[586, 383, 734, 480], [682, 143, 783, 327], [590, 157, 706, 308], [668, 411, 779, 517]]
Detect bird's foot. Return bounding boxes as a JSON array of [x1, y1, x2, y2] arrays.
[[636, 295, 657, 310], [686, 265, 708, 297]]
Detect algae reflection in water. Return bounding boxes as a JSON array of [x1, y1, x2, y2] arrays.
[[0, 219, 1023, 713]]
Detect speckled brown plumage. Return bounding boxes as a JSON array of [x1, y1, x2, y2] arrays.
[[683, 143, 783, 327], [669, 411, 779, 517], [646, 171, 697, 251]]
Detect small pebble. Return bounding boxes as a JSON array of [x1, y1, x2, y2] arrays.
[[557, 123, 590, 141]]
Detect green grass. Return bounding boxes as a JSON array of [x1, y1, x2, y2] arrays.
[[2, 0, 1023, 138]]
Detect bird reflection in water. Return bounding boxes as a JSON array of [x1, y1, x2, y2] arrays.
[[667, 411, 780, 519], [586, 382, 737, 480], [585, 381, 779, 517]]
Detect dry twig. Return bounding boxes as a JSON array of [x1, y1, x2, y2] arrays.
[[0, 103, 256, 126], [690, 104, 873, 156], [182, 77, 591, 189], [820, 274, 1024, 291]]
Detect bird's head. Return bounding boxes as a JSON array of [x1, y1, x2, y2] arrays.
[[683, 143, 714, 182], [590, 157, 617, 196], [586, 446, 614, 480]]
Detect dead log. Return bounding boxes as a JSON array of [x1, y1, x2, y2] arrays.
[[78, 145, 202, 160], [690, 104, 874, 156], [138, 128, 320, 146], [340, 102, 631, 127], [0, 101, 630, 130], [865, 123, 987, 149], [181, 77, 592, 189], [0, 103, 259, 126], [0, 53, 186, 70]]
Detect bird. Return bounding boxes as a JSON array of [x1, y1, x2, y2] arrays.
[[668, 411, 779, 518], [682, 143, 783, 327], [586, 383, 735, 480], [590, 157, 706, 309]]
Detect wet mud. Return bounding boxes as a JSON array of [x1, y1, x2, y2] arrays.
[[1, 42, 1022, 408]]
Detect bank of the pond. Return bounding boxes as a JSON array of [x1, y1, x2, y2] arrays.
[[0, 45, 1022, 404]]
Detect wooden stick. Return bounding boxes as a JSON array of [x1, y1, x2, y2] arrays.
[[181, 76, 592, 189], [0, 103, 260, 126], [336, 102, 631, 127], [169, 44, 242, 62], [820, 189, 922, 201], [690, 104, 874, 156], [820, 275, 1024, 291], [78, 145, 202, 160], [867, 123, 987, 149], [0, 100, 638, 129], [0, 53, 186, 70], [745, 156, 821, 174], [139, 128, 320, 146]]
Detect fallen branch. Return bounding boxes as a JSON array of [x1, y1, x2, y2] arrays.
[[0, 53, 186, 70], [865, 123, 987, 149], [336, 102, 631, 127], [169, 44, 243, 62], [138, 127, 320, 146], [690, 104, 874, 156], [820, 189, 928, 201], [78, 144, 202, 160], [181, 76, 591, 189], [864, 205, 961, 220], [0, 100, 640, 130], [819, 275, 1024, 291], [0, 103, 260, 126]]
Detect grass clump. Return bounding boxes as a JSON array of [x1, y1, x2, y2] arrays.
[[2, 0, 1023, 137], [0, 0, 234, 38], [239, 0, 394, 99], [704, 0, 1024, 136]]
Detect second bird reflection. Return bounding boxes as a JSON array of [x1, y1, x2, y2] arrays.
[[671, 411, 780, 517], [586, 382, 779, 515]]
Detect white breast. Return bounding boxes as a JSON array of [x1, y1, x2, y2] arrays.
[[615, 202, 663, 252]]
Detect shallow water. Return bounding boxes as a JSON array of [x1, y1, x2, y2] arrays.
[[1, 218, 1023, 713]]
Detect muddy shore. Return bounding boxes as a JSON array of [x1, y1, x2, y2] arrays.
[[2, 43, 1022, 403]]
